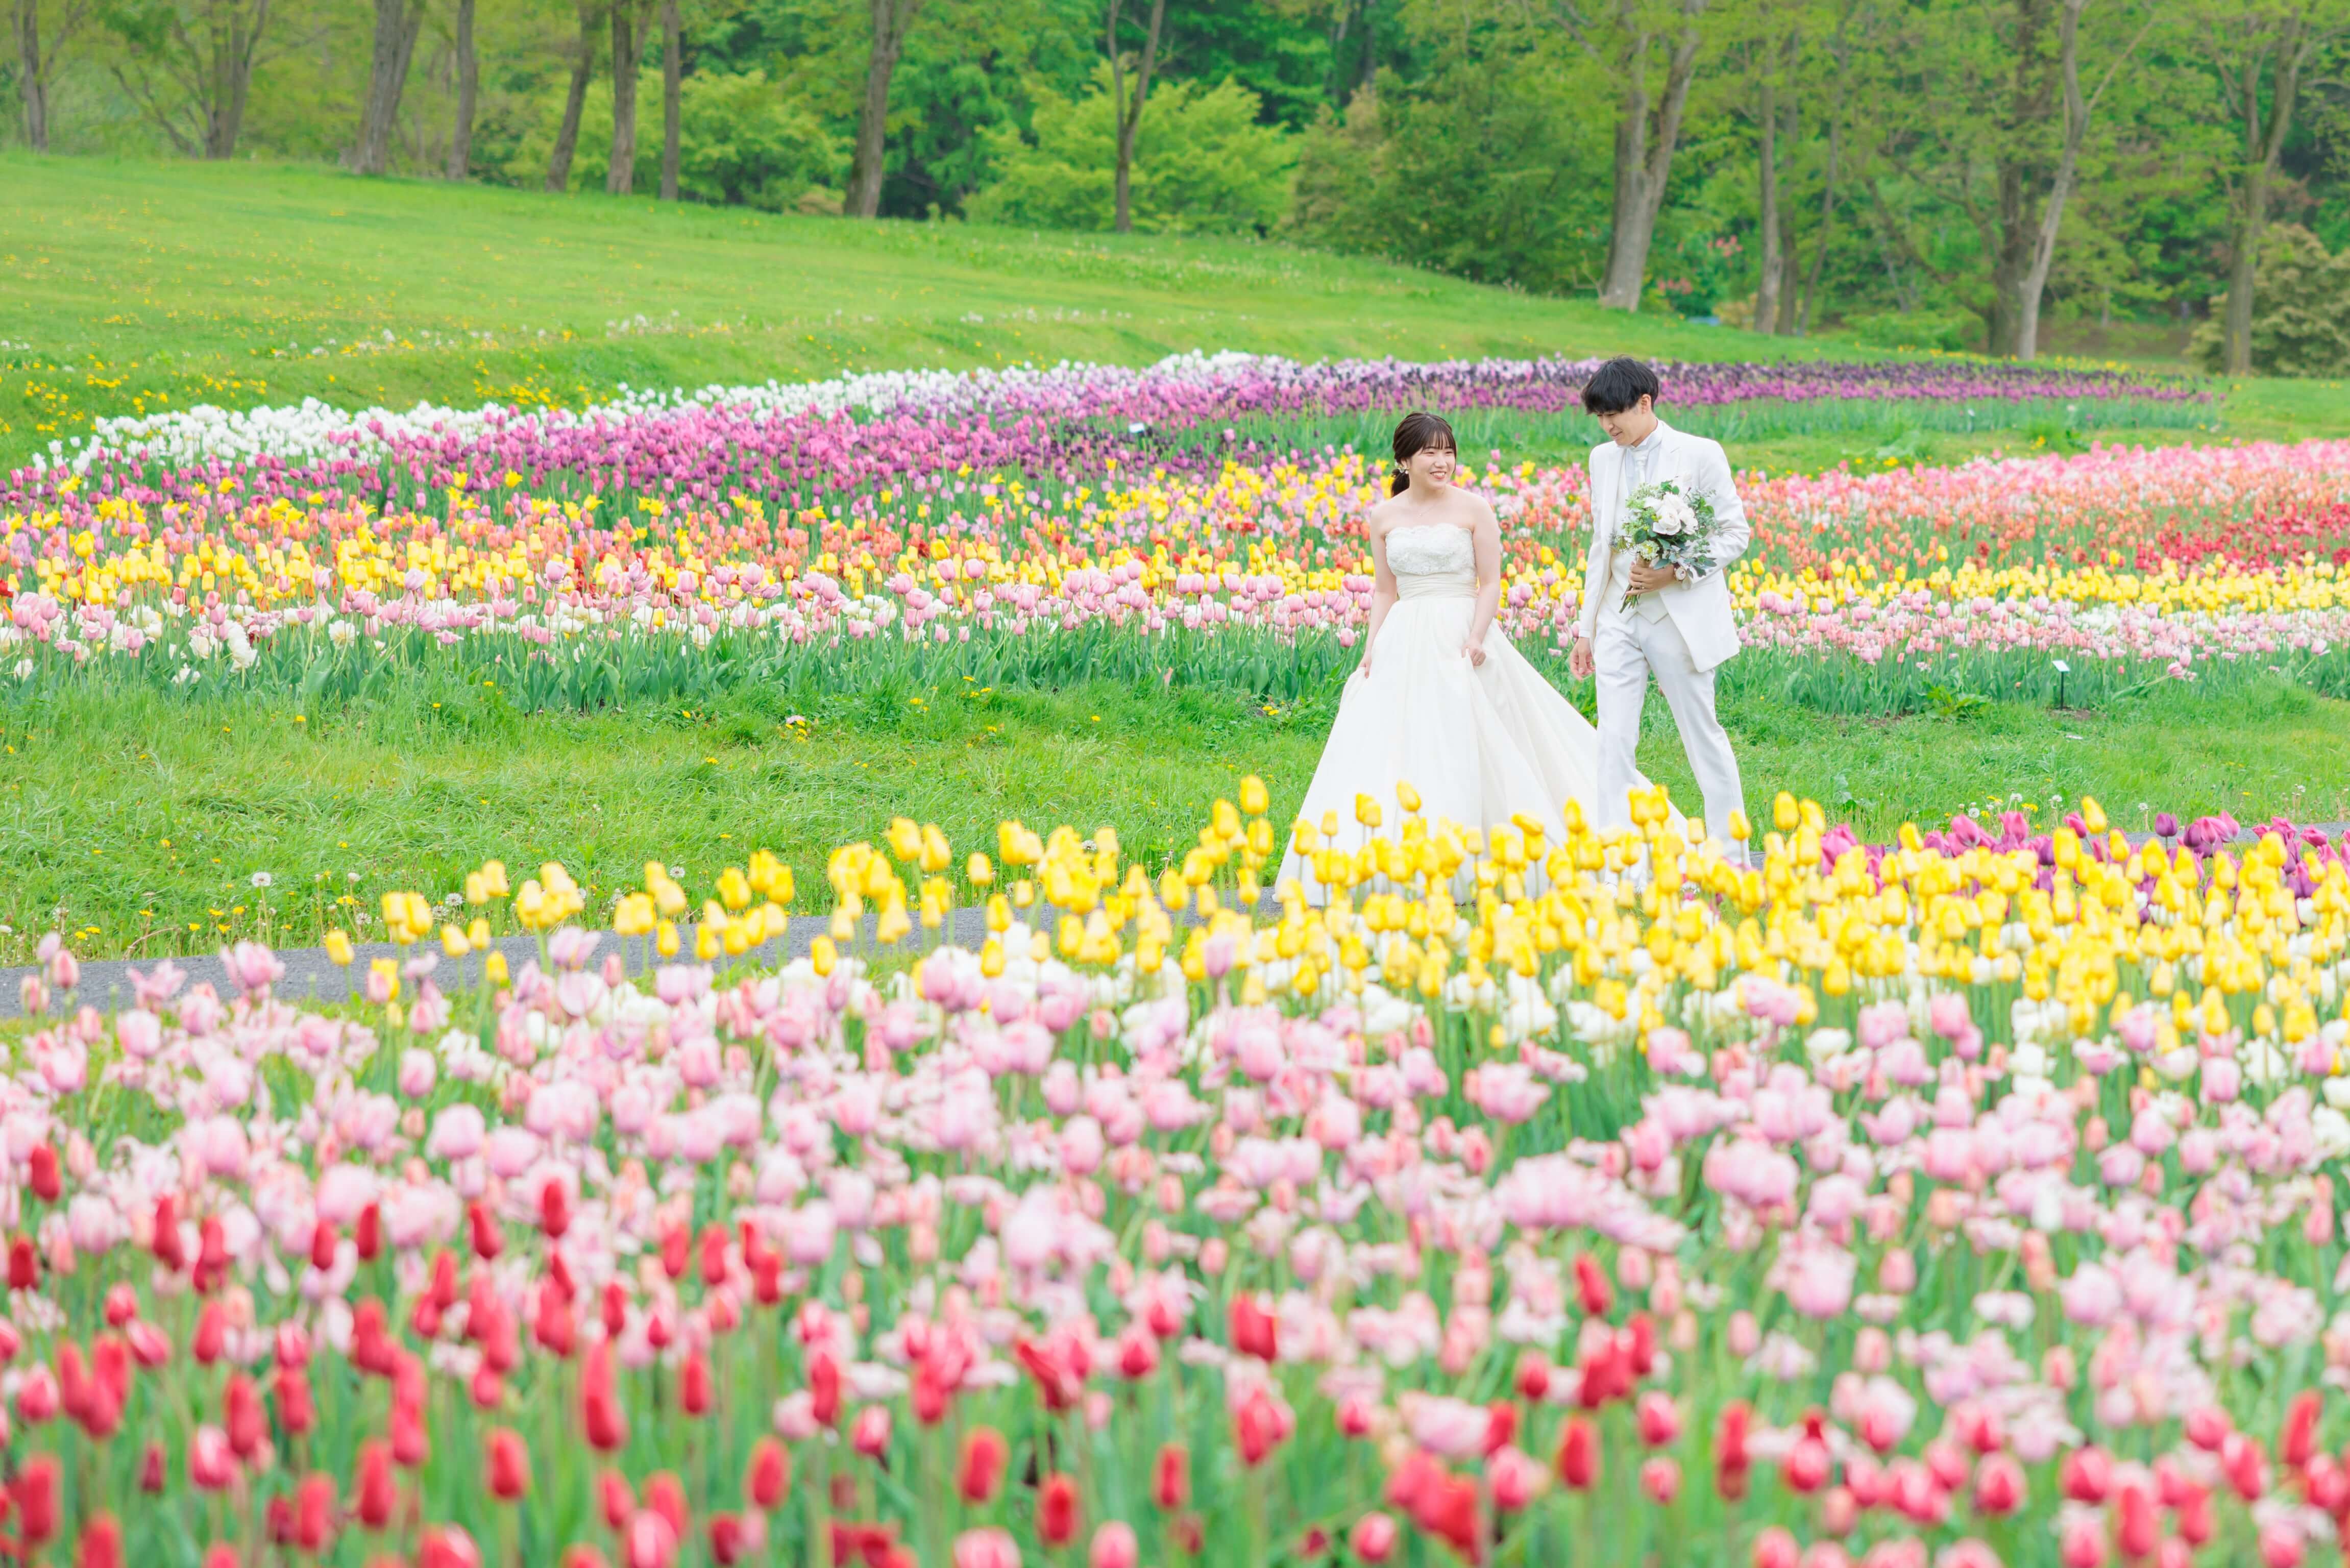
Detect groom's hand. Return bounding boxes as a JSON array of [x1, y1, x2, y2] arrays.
[[1570, 636, 1594, 679], [1628, 561, 1679, 594]]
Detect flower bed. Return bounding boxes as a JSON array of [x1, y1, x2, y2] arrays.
[[4, 786, 2349, 1567]]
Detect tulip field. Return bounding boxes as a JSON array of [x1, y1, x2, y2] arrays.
[[5, 772, 2350, 1568], [3, 349, 2342, 724]]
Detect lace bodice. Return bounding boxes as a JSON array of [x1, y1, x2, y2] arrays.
[[1383, 524, 1477, 598]]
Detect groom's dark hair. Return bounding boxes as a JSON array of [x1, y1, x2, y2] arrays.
[[1581, 357, 1661, 415]]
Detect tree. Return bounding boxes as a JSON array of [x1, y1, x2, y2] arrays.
[[659, 0, 681, 198], [102, 0, 275, 157], [2193, 0, 2350, 373], [1107, 0, 1169, 233], [846, 0, 927, 215], [607, 0, 656, 192], [447, 0, 476, 177], [357, 0, 427, 174], [16, 0, 92, 150], [546, 0, 602, 190], [1865, 0, 2146, 357], [1545, 0, 1711, 312], [2191, 222, 2350, 373]]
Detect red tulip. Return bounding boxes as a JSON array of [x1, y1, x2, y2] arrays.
[[602, 1280, 628, 1338], [1573, 1252, 1613, 1317], [8, 1235, 39, 1291], [1557, 1416, 1598, 1490], [275, 1364, 315, 1436], [200, 1548, 238, 1568], [2185, 1405, 2232, 1452], [706, 1514, 748, 1566], [294, 1473, 335, 1553], [193, 1300, 228, 1365], [355, 1202, 382, 1261], [354, 1439, 397, 1528], [308, 1218, 338, 1272], [2225, 1432, 2270, 1501], [1350, 1512, 1399, 1564], [565, 1550, 613, 1568], [1152, 1442, 1190, 1511], [486, 1427, 531, 1502], [960, 1427, 1009, 1504], [680, 1348, 713, 1417], [660, 1223, 690, 1280], [1751, 1527, 1799, 1568], [1482, 1401, 1517, 1456], [1236, 1387, 1285, 1467], [2060, 1444, 2112, 1505], [1783, 1437, 1831, 1494], [583, 1340, 628, 1453], [77, 1513, 122, 1568], [1640, 1457, 1681, 1505], [739, 1437, 788, 1511], [645, 1472, 689, 1541], [150, 1195, 186, 1272], [536, 1281, 577, 1357], [2261, 1523, 2307, 1568], [1038, 1472, 1081, 1548], [807, 1349, 841, 1426], [1228, 1292, 1278, 1361], [599, 1469, 637, 1532], [1514, 1352, 1552, 1402], [1716, 1402, 1752, 1499], [1089, 1522, 1140, 1568], [700, 1223, 728, 1288], [1973, 1453, 2024, 1515], [1636, 1391, 1680, 1447], [140, 1442, 166, 1493], [851, 1403, 892, 1459], [540, 1180, 571, 1238], [15, 1454, 60, 1547], [28, 1143, 60, 1203], [468, 1200, 503, 1260], [420, 1525, 483, 1568], [224, 1372, 266, 1457], [2058, 1519, 2108, 1568], [2283, 1391, 2322, 1469]]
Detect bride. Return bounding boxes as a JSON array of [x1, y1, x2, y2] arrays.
[[1276, 412, 1627, 896]]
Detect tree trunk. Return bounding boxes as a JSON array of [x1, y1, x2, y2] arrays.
[[846, 0, 925, 217], [607, 0, 649, 194], [1109, 0, 1169, 234], [1596, 0, 1708, 312], [1754, 70, 1781, 335], [2015, 0, 2091, 361], [202, 0, 267, 158], [1986, 0, 2056, 356], [357, 0, 422, 175], [447, 0, 476, 178], [546, 0, 598, 192], [2219, 14, 2312, 376], [1794, 114, 1839, 336], [15, 0, 47, 152], [658, 0, 680, 201]]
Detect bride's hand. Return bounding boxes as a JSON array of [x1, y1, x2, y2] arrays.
[[1354, 651, 1373, 679], [1461, 635, 1486, 668]]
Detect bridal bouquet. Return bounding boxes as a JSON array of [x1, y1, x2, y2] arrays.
[[1619, 478, 1719, 611]]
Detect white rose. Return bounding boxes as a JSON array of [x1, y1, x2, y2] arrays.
[[1650, 496, 1695, 537]]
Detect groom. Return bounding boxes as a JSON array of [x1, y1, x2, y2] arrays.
[[1566, 357, 1749, 858]]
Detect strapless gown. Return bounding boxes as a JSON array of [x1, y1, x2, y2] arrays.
[[1276, 522, 1643, 894]]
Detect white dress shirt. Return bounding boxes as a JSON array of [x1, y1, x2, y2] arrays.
[[1603, 426, 1672, 623]]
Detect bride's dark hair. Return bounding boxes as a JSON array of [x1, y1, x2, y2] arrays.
[[1389, 411, 1457, 496]]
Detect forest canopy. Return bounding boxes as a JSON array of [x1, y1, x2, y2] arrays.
[[8, 0, 2348, 372]]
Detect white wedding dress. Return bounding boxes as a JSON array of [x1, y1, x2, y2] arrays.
[[1277, 522, 1641, 896]]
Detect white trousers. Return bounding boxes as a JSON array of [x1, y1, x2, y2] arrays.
[[1595, 610, 1747, 857]]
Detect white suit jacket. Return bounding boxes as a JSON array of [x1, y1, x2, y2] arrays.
[[1574, 420, 1750, 671]]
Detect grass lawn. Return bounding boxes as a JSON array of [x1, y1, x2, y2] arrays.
[[7, 672, 2345, 962], [3, 155, 1845, 471], [5, 154, 2341, 475]]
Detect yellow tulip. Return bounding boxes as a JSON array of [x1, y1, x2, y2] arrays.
[[324, 929, 355, 966]]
